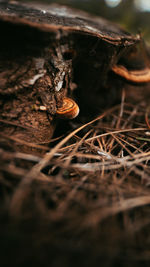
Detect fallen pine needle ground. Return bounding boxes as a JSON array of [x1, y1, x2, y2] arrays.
[[0, 95, 150, 267]]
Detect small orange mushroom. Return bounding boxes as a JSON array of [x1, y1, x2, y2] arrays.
[[56, 97, 79, 119], [112, 64, 150, 83]]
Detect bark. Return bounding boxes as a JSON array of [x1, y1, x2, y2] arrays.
[[0, 1, 148, 151]]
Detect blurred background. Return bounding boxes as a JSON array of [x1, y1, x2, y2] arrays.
[[19, 0, 150, 44]]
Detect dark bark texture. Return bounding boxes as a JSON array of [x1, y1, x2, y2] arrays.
[[0, 1, 147, 149]]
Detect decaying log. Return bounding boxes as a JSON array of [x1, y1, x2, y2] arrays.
[[0, 1, 149, 151]]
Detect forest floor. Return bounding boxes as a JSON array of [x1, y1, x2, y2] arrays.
[[0, 83, 150, 267]]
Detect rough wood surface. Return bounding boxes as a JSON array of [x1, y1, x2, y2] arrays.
[[0, 1, 140, 43], [0, 1, 148, 150]]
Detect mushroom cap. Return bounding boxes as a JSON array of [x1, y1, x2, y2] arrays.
[[56, 97, 79, 119]]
